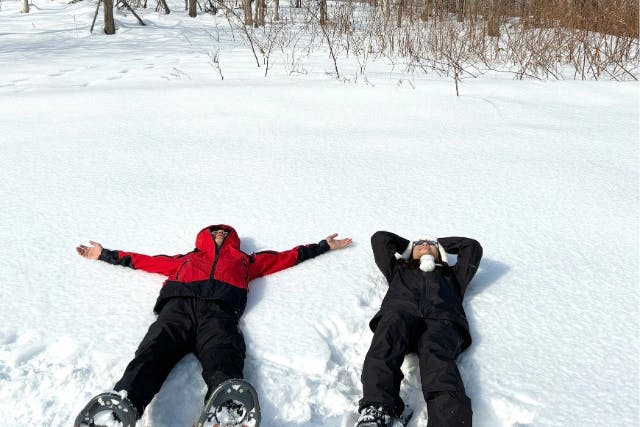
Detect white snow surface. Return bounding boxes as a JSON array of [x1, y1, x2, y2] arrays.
[[0, 1, 639, 426]]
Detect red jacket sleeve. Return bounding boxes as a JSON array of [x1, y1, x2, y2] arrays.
[[248, 240, 330, 280], [99, 248, 187, 277]]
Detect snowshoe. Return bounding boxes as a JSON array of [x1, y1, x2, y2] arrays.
[[194, 379, 261, 427], [74, 391, 138, 427]]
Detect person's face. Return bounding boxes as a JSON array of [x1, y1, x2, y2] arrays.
[[212, 229, 228, 246], [412, 240, 439, 260]]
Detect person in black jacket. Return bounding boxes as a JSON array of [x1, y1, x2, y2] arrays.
[[356, 231, 482, 427]]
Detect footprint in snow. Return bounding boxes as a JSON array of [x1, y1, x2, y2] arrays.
[[488, 392, 537, 427], [358, 272, 387, 308], [315, 316, 370, 396]]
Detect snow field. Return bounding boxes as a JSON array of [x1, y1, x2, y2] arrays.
[[1, 0, 639, 425]]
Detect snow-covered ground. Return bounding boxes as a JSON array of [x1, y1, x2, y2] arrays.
[[0, 1, 638, 426]]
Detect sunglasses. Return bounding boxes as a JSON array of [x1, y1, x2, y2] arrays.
[[413, 239, 438, 247], [211, 229, 229, 237]]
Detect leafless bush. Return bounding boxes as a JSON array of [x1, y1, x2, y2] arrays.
[[300, 0, 347, 78], [372, 0, 638, 80], [213, 0, 638, 83], [280, 25, 312, 75], [254, 18, 289, 76], [208, 49, 224, 79], [213, 0, 262, 66]]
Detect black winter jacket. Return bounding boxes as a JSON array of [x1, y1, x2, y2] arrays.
[[369, 231, 483, 350]]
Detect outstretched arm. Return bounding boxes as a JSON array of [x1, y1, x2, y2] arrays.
[[248, 233, 352, 280], [76, 240, 186, 277]]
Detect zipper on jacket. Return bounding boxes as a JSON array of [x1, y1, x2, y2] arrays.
[[420, 273, 429, 317], [210, 239, 225, 279], [242, 258, 249, 283], [175, 259, 190, 279]]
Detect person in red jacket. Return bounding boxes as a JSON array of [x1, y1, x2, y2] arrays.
[[75, 224, 351, 422]]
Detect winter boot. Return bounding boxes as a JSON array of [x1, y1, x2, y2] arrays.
[[355, 405, 393, 427]]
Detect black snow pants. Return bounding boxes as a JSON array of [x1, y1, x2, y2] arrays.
[[114, 297, 246, 417], [359, 310, 472, 427]]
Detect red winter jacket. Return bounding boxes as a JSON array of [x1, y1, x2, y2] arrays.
[[99, 224, 330, 317]]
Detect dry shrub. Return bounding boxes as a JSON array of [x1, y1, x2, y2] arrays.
[[346, 0, 639, 80], [248, 0, 638, 81]]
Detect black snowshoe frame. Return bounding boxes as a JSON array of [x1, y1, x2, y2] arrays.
[[194, 379, 261, 427], [74, 391, 138, 427]]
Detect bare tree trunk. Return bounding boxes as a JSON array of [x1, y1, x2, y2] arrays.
[[188, 0, 196, 17], [243, 0, 252, 25], [420, 0, 430, 20], [319, 0, 327, 26], [522, 0, 533, 28], [258, 0, 265, 26], [90, 0, 102, 33], [274, 0, 280, 20], [487, 0, 500, 37], [384, 0, 391, 22], [120, 0, 146, 24], [21, 0, 29, 13], [396, 0, 404, 27], [457, 0, 464, 21], [447, 0, 456, 13], [157, 0, 170, 14], [253, 0, 258, 27], [104, 0, 115, 34]]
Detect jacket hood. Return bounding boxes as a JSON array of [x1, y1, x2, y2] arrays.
[[195, 224, 241, 252]]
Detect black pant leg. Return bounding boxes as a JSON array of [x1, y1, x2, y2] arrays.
[[418, 319, 472, 427], [194, 302, 246, 401], [114, 298, 195, 416], [426, 391, 472, 427], [359, 310, 416, 415]]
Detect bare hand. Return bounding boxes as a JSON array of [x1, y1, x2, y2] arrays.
[[326, 233, 352, 250], [76, 241, 103, 260]]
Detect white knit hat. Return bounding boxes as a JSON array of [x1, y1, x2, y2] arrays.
[[397, 236, 449, 265]]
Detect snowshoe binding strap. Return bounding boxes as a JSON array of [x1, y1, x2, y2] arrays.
[[74, 391, 138, 427], [194, 379, 261, 427], [214, 399, 248, 426]]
